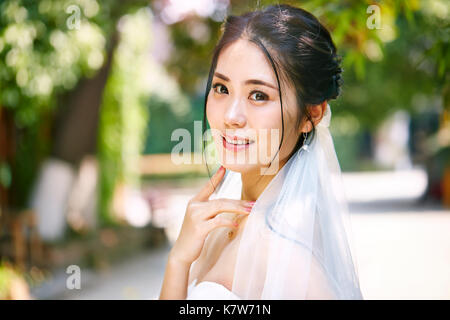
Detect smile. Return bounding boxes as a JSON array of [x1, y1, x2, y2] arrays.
[[222, 135, 255, 151]]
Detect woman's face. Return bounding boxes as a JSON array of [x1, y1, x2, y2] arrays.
[[206, 38, 302, 174]]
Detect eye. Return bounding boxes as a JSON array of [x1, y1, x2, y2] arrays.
[[249, 90, 268, 102], [212, 83, 228, 94]]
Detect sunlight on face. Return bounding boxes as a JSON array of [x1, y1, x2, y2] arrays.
[[206, 38, 301, 174]]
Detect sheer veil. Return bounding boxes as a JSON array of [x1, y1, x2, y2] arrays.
[[208, 103, 363, 299]]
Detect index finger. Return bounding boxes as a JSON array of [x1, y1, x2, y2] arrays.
[[192, 165, 226, 202]]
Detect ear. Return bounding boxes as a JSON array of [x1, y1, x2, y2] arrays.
[[299, 101, 328, 133]]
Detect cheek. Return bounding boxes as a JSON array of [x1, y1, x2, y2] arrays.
[[250, 105, 282, 131], [206, 102, 221, 127], [253, 105, 299, 151], [247, 107, 283, 152]]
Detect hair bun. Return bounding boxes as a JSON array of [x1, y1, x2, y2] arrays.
[[329, 72, 341, 100]]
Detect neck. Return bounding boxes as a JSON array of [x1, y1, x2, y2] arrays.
[[240, 157, 289, 201]]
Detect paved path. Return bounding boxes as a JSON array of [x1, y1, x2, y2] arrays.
[[32, 168, 450, 299], [351, 204, 450, 299]]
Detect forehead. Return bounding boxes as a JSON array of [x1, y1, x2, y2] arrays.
[[214, 38, 299, 121], [215, 38, 278, 86]]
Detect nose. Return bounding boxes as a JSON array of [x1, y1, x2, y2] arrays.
[[224, 98, 246, 128]]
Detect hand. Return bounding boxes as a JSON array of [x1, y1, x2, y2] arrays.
[[169, 166, 254, 266]]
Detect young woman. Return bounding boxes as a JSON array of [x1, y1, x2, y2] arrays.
[[159, 4, 363, 300]]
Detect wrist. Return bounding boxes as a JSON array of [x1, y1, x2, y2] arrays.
[[168, 250, 192, 268]]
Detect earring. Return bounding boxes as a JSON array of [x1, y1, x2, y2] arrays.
[[300, 132, 309, 152]]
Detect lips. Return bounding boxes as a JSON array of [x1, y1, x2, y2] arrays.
[[222, 133, 254, 144], [222, 134, 255, 151]]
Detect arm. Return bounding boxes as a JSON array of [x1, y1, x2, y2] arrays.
[[159, 251, 192, 300], [158, 166, 252, 299], [159, 232, 211, 300]]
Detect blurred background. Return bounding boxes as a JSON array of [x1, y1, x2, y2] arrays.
[[0, 0, 448, 300]]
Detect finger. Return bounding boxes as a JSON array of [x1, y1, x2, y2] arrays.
[[192, 165, 226, 202], [201, 199, 252, 220]]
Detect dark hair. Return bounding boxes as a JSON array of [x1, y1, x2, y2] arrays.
[[202, 4, 342, 177]]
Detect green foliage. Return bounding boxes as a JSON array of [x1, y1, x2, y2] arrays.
[[0, 0, 112, 126], [0, 0, 151, 212], [98, 8, 192, 225], [164, 0, 448, 129], [0, 261, 26, 299], [1, 0, 448, 219], [0, 0, 115, 209], [97, 8, 154, 225], [158, 0, 448, 171], [143, 94, 202, 154], [163, 18, 222, 94]]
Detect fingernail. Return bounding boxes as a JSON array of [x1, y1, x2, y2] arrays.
[[233, 222, 239, 226], [245, 207, 252, 212]]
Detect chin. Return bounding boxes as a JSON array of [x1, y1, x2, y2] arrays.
[[221, 162, 260, 174]]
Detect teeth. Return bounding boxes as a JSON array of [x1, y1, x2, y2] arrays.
[[225, 137, 249, 145]]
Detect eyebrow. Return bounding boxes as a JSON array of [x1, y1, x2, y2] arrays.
[[214, 72, 278, 91]]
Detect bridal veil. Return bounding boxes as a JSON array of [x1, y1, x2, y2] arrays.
[[208, 103, 363, 299]]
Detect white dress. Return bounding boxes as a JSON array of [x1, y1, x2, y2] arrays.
[[187, 279, 241, 300]]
